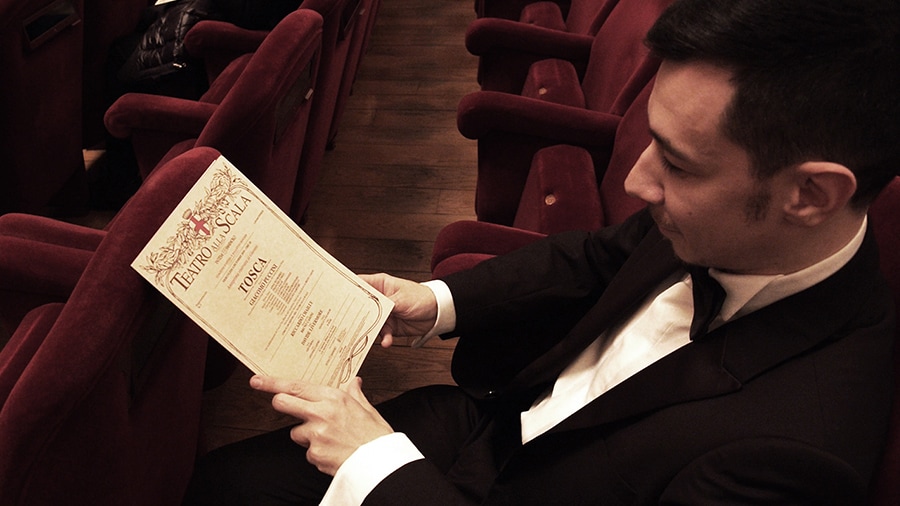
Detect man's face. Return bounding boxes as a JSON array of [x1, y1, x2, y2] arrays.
[[624, 61, 791, 274]]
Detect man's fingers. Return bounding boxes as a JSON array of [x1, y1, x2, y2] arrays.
[[250, 375, 291, 394], [290, 423, 310, 448], [250, 375, 331, 399], [271, 392, 317, 422], [359, 273, 390, 294], [379, 327, 395, 347]]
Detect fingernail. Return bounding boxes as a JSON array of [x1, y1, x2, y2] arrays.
[[250, 376, 262, 388]]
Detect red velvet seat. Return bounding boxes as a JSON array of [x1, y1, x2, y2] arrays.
[[0, 0, 88, 215], [104, 8, 324, 217], [0, 215, 102, 338], [867, 176, 900, 506], [288, 0, 370, 220], [466, 0, 618, 93], [457, 0, 670, 225], [433, 76, 651, 278], [0, 147, 223, 504]]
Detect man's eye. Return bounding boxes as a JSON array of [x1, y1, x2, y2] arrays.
[[661, 157, 685, 174]]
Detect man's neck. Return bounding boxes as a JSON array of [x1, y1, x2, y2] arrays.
[[782, 212, 867, 275]]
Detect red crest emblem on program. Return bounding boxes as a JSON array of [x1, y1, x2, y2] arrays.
[[183, 209, 211, 236]]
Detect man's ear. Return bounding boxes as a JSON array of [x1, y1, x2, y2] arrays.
[[783, 162, 857, 226]]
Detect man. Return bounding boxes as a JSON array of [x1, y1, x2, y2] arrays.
[[184, 0, 900, 503]]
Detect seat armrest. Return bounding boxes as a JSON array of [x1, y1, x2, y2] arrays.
[[457, 91, 618, 225], [465, 18, 593, 60], [0, 236, 94, 335], [0, 237, 93, 299], [457, 91, 619, 145], [104, 93, 217, 139], [521, 58, 585, 107], [513, 144, 603, 233], [431, 220, 547, 272], [0, 214, 105, 251]]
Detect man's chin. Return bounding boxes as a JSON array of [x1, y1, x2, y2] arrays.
[[660, 232, 695, 265]]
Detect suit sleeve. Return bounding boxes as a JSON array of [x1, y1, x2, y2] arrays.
[[442, 209, 656, 336], [659, 437, 867, 505], [438, 209, 657, 393], [362, 460, 480, 506]]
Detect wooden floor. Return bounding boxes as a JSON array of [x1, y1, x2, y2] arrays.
[[198, 0, 479, 451]]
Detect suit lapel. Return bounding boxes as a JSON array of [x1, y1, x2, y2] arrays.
[[719, 226, 883, 381], [547, 335, 739, 432], [507, 227, 681, 391]]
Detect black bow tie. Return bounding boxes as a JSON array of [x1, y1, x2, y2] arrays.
[[687, 265, 726, 340]]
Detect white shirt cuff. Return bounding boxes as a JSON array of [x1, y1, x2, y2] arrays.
[[318, 432, 424, 506], [410, 280, 457, 348]]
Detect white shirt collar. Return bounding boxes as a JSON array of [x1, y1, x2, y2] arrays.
[[708, 217, 868, 323]]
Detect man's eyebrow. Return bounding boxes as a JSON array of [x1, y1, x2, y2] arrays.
[[649, 128, 692, 163]]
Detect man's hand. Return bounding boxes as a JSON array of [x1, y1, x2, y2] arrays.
[[359, 273, 438, 347], [251, 375, 393, 476]]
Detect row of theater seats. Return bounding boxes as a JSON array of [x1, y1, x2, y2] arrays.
[[104, 0, 381, 221], [432, 0, 671, 276], [0, 0, 381, 501], [429, 0, 900, 504], [0, 0, 377, 220]]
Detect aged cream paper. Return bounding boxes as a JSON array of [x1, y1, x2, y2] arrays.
[[132, 155, 393, 389]]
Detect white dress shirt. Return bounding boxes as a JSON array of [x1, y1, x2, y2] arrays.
[[321, 219, 867, 505]]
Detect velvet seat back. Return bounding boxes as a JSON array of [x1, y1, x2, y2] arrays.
[[867, 176, 900, 506], [0, 0, 87, 214], [0, 147, 222, 505], [578, 0, 671, 116], [326, 0, 382, 148], [563, 0, 615, 34], [290, 0, 359, 220], [596, 77, 651, 224], [192, 9, 324, 214]]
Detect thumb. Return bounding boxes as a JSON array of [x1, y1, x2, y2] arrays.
[[346, 376, 366, 402], [347, 377, 379, 414]]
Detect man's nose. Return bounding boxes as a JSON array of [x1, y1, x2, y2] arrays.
[[624, 148, 664, 205]]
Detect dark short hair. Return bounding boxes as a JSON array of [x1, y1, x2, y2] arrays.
[[646, 0, 900, 207]]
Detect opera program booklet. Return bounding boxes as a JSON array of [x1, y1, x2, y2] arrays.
[[131, 155, 394, 389]]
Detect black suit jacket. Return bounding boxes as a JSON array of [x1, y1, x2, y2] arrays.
[[367, 210, 895, 505]]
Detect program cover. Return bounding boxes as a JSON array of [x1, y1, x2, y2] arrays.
[[132, 155, 393, 389]]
